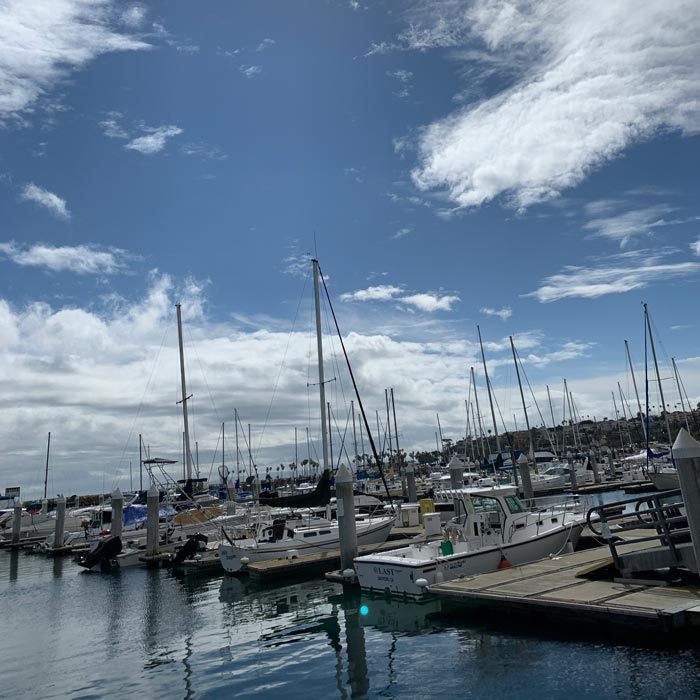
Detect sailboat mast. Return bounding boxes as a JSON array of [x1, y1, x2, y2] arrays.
[[645, 303, 673, 446], [351, 400, 357, 474], [477, 325, 501, 454], [235, 409, 240, 483], [312, 259, 330, 472], [43, 431, 51, 500], [546, 385, 558, 454], [612, 391, 624, 450], [625, 339, 647, 443], [176, 304, 193, 481], [472, 367, 487, 460], [510, 337, 534, 460]]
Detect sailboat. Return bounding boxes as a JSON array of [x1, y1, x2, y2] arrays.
[[218, 259, 395, 573]]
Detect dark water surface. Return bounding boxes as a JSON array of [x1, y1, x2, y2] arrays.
[[2, 549, 700, 700]]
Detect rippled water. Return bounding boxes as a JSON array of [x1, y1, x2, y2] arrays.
[[2, 549, 700, 700]]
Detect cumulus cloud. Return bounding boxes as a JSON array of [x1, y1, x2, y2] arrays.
[[340, 285, 459, 311], [527, 250, 700, 302], [125, 125, 183, 154], [20, 183, 70, 219], [256, 38, 275, 52], [481, 306, 512, 321], [401, 0, 700, 210], [0, 241, 129, 274], [0, 0, 148, 123], [0, 272, 607, 495]]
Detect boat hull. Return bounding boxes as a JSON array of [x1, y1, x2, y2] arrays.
[[354, 523, 583, 598], [219, 516, 395, 573]]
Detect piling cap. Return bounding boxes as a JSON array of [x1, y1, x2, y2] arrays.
[[405, 463, 415, 474], [112, 487, 123, 499], [335, 463, 353, 484], [147, 485, 159, 497], [672, 428, 700, 460], [56, 494, 65, 504], [517, 453, 528, 464]]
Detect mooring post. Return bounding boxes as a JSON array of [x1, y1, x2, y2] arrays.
[[111, 488, 123, 540], [53, 495, 66, 549], [146, 485, 160, 557], [336, 463, 358, 573], [590, 451, 602, 484], [517, 453, 534, 503], [449, 460, 463, 490], [672, 428, 700, 572], [406, 463, 417, 502], [41, 498, 48, 516], [567, 452, 577, 490], [11, 499, 22, 545]]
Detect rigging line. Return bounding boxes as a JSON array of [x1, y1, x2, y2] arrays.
[[318, 264, 393, 507], [113, 322, 170, 487], [207, 427, 222, 484], [515, 346, 557, 453], [255, 270, 310, 455]]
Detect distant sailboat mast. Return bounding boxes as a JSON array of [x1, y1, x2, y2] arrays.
[[312, 258, 330, 472], [477, 325, 501, 455], [43, 431, 51, 500], [645, 303, 673, 447], [176, 303, 193, 482], [625, 339, 647, 443]]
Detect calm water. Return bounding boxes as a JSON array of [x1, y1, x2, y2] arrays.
[[2, 549, 700, 700]]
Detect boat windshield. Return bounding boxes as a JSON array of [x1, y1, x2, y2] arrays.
[[470, 495, 501, 513], [504, 495, 526, 514]]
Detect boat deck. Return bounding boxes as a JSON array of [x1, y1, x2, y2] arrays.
[[428, 534, 700, 631]]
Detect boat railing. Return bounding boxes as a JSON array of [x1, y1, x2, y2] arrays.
[[585, 489, 688, 571]]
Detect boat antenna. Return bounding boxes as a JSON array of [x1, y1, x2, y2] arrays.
[[317, 263, 394, 507]]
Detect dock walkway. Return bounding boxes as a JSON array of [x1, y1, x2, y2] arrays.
[[429, 536, 700, 631]]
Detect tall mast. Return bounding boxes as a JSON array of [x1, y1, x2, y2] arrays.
[[546, 386, 558, 454], [618, 382, 633, 448], [235, 409, 240, 483], [625, 340, 646, 442], [510, 337, 534, 460], [327, 401, 334, 471], [351, 400, 358, 474], [612, 391, 624, 450], [175, 304, 193, 481], [391, 388, 402, 475], [471, 402, 484, 460], [312, 259, 330, 471], [385, 390, 394, 470], [477, 325, 501, 454], [139, 433, 143, 491], [672, 358, 691, 433], [645, 303, 673, 446], [294, 426, 298, 477], [43, 431, 51, 500], [436, 413, 444, 461], [472, 367, 487, 459]]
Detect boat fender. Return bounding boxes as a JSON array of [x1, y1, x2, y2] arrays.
[[415, 578, 429, 589], [497, 554, 512, 569]]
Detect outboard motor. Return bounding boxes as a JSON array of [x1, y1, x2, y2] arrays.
[[78, 535, 122, 572], [170, 533, 208, 566]]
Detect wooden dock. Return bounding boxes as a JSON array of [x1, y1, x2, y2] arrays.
[[429, 537, 700, 632]]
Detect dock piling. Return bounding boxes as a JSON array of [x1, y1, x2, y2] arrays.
[[517, 453, 534, 502], [111, 488, 123, 540], [406, 463, 417, 502], [53, 495, 66, 549], [11, 499, 22, 545], [335, 463, 357, 572], [146, 486, 159, 557], [672, 428, 700, 573]]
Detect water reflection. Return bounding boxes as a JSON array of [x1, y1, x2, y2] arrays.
[[3, 551, 700, 700]]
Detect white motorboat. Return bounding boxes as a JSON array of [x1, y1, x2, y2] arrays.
[[353, 484, 585, 598], [218, 512, 396, 573]]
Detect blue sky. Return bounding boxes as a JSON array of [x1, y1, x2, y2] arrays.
[[1, 0, 699, 497]]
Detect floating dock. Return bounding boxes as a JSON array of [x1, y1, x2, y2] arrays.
[[429, 536, 700, 632]]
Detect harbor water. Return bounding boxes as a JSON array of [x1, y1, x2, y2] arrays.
[[2, 549, 700, 699]]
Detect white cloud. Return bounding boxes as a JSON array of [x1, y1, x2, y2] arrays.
[[400, 293, 460, 312], [121, 4, 147, 28], [528, 250, 700, 302], [691, 238, 700, 256], [0, 241, 129, 274], [0, 0, 149, 123], [340, 285, 459, 312], [387, 68, 413, 98], [20, 183, 70, 219], [402, 0, 700, 210], [99, 111, 129, 139], [340, 285, 404, 302], [583, 204, 683, 247], [240, 65, 262, 79], [481, 306, 512, 321], [125, 125, 183, 154], [392, 227, 412, 240], [181, 141, 227, 160], [256, 38, 275, 52]]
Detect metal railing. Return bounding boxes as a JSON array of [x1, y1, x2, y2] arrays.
[[586, 489, 689, 571]]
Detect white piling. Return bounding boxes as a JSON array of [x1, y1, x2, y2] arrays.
[[336, 463, 358, 572], [672, 429, 700, 572], [41, 499, 48, 516], [449, 461, 463, 490], [406, 463, 417, 502], [567, 452, 577, 490], [517, 453, 534, 502], [11, 499, 22, 545], [146, 485, 160, 557], [111, 488, 123, 540], [53, 495, 66, 549], [590, 451, 602, 484]]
